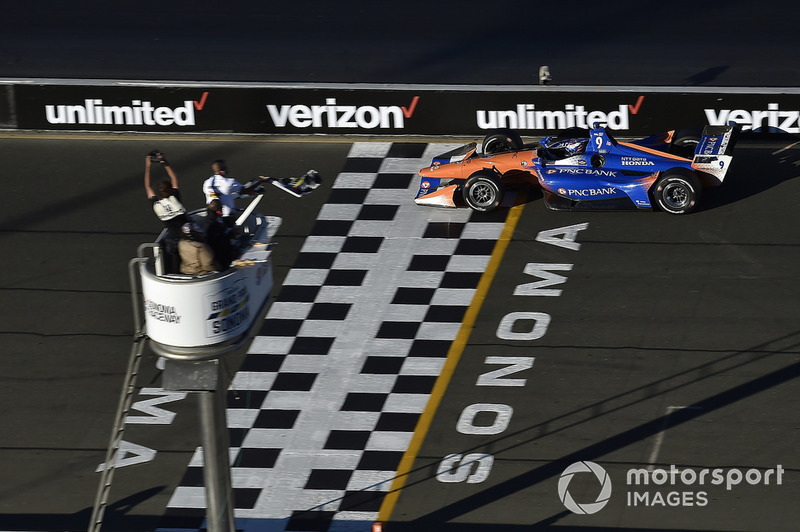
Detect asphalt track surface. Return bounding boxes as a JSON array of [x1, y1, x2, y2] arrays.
[[382, 136, 800, 531], [0, 134, 372, 531], [0, 135, 353, 531], [0, 132, 798, 532]]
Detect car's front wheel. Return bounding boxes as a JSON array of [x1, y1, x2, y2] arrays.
[[463, 172, 504, 212], [653, 169, 702, 214]]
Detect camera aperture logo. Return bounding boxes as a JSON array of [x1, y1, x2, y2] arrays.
[[558, 462, 785, 514], [558, 461, 612, 514]]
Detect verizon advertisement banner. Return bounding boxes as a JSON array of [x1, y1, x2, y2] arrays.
[[12, 83, 800, 136]]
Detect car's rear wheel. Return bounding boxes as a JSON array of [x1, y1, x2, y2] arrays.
[[671, 127, 702, 158], [653, 169, 702, 214], [482, 129, 523, 155], [463, 172, 504, 212]]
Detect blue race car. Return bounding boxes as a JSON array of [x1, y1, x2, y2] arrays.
[[415, 123, 739, 214]]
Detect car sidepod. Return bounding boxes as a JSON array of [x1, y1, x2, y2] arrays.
[[534, 127, 700, 212], [536, 164, 657, 211]]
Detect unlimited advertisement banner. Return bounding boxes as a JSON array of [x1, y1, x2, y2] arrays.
[[15, 84, 230, 132], [12, 83, 800, 136]]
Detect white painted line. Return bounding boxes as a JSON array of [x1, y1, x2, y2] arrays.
[[646, 405, 704, 471]]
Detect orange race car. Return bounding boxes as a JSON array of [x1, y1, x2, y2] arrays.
[[414, 123, 738, 214]]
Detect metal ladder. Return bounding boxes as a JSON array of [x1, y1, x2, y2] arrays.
[[88, 256, 149, 532]]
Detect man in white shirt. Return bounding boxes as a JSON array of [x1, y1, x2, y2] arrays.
[[202, 159, 250, 223]]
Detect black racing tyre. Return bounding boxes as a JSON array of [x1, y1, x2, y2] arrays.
[[482, 129, 523, 155], [670, 127, 702, 158], [653, 169, 702, 214], [463, 171, 504, 212]]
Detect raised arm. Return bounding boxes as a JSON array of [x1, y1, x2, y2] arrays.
[[144, 151, 177, 198], [154, 151, 177, 189], [144, 155, 156, 198], [164, 161, 178, 189]]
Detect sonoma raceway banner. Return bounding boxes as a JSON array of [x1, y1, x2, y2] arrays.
[[8, 82, 800, 137]]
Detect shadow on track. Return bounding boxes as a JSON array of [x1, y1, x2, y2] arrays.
[[0, 486, 166, 532], [294, 330, 800, 529], [699, 134, 800, 212]]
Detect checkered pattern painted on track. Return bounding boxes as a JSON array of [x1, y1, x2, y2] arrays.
[[159, 142, 511, 532]]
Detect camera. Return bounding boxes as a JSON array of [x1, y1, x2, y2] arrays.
[[149, 150, 162, 162]]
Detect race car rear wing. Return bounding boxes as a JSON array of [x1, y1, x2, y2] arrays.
[[691, 124, 740, 184]]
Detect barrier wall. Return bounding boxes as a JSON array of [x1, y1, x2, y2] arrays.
[[1, 80, 799, 136]]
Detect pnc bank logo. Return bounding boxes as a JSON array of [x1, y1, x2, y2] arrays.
[[558, 461, 613, 514]]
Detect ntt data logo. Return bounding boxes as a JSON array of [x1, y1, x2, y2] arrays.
[[558, 461, 612, 514]]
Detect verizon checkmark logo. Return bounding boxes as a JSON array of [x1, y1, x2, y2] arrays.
[[628, 95, 645, 115], [193, 92, 209, 111], [402, 96, 420, 118], [265, 96, 421, 129]]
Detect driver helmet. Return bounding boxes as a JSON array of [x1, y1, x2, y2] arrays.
[[562, 139, 587, 156], [547, 138, 587, 157]]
